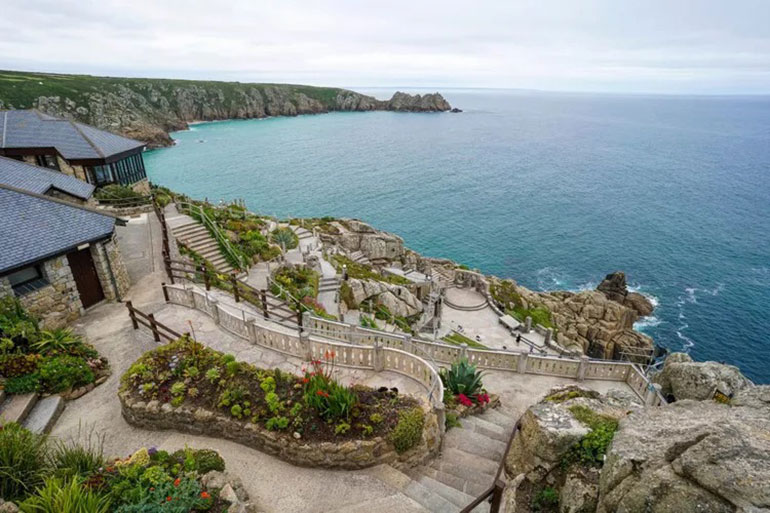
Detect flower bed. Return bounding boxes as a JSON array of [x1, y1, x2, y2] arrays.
[[120, 339, 441, 469], [440, 358, 499, 428], [0, 297, 109, 398], [0, 422, 255, 512]]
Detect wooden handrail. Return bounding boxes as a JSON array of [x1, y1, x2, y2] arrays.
[[126, 300, 183, 342]]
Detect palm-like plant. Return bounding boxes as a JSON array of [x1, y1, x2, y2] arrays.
[[32, 329, 82, 353], [440, 358, 485, 396], [271, 228, 298, 252]]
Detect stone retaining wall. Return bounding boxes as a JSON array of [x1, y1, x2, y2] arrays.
[[119, 391, 441, 470]]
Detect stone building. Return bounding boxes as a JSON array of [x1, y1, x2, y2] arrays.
[[0, 109, 148, 193], [0, 183, 130, 328]]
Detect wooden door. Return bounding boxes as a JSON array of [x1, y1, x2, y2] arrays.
[[67, 248, 105, 308]]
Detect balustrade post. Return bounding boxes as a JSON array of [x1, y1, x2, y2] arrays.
[[517, 351, 528, 373], [126, 301, 138, 330], [524, 316, 532, 334], [300, 330, 312, 360], [373, 340, 384, 372], [209, 298, 220, 324], [577, 355, 589, 381], [544, 328, 553, 347], [403, 334, 412, 353], [186, 286, 195, 307], [247, 319, 258, 345], [148, 314, 161, 342], [302, 311, 311, 330], [349, 324, 358, 344], [645, 383, 662, 406], [460, 343, 468, 361]]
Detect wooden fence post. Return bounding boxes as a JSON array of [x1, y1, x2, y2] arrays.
[[231, 274, 240, 303], [163, 251, 174, 284], [202, 264, 211, 291], [148, 313, 161, 342], [127, 301, 138, 329], [490, 479, 505, 513], [260, 290, 269, 319], [161, 282, 169, 302]]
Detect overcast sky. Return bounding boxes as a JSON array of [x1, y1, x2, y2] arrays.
[[2, 0, 769, 94]]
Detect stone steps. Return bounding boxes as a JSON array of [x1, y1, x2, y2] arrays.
[[318, 277, 340, 293], [22, 395, 65, 434], [330, 494, 430, 513], [350, 250, 371, 266], [373, 407, 517, 512], [293, 227, 313, 240], [171, 219, 234, 274], [0, 392, 38, 424]]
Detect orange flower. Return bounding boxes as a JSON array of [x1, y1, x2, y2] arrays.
[[166, 496, 172, 501], [302, 378, 309, 384], [201, 491, 211, 499], [174, 478, 181, 487]]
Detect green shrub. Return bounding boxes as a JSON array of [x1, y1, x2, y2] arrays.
[[0, 422, 51, 501], [303, 371, 358, 421], [95, 184, 145, 206], [4, 373, 41, 394], [439, 358, 485, 397], [50, 429, 104, 478], [389, 407, 424, 453], [20, 476, 112, 513], [489, 280, 522, 310], [266, 416, 289, 430], [191, 449, 225, 474], [562, 405, 619, 467], [271, 227, 299, 250], [445, 412, 462, 429], [113, 476, 211, 513], [39, 355, 94, 393], [532, 486, 559, 511], [0, 353, 42, 377]]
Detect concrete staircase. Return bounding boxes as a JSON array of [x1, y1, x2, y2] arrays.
[[0, 391, 65, 434], [318, 276, 340, 295], [172, 221, 235, 274], [292, 226, 314, 242], [431, 267, 455, 288], [371, 407, 516, 513], [350, 250, 371, 266]]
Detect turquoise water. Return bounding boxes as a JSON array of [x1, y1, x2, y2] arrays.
[[144, 90, 770, 383]]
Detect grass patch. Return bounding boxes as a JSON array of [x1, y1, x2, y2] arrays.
[[562, 405, 619, 468], [442, 332, 488, 349]]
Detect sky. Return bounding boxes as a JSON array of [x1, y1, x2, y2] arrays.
[[1, 0, 769, 94]]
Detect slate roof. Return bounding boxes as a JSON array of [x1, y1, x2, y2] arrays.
[[0, 156, 94, 200], [0, 110, 144, 161], [0, 184, 116, 274]]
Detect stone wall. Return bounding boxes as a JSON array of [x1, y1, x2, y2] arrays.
[[55, 156, 88, 182], [90, 235, 131, 301], [0, 255, 84, 329], [119, 390, 441, 470]]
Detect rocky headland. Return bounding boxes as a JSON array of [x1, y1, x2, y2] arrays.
[[0, 70, 452, 148], [501, 359, 767, 513]]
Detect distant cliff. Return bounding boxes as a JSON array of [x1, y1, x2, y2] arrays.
[[0, 70, 452, 147]]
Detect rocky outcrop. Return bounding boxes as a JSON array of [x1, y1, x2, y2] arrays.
[[337, 220, 407, 264], [0, 72, 452, 148], [347, 278, 423, 318], [596, 271, 654, 317], [653, 352, 753, 401], [597, 386, 770, 512]]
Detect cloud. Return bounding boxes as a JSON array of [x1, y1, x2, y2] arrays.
[[1, 0, 768, 93]]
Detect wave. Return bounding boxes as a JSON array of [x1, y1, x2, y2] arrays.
[[634, 315, 662, 331]]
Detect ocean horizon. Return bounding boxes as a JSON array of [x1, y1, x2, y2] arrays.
[[144, 89, 770, 384]]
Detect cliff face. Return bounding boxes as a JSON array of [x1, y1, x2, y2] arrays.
[[0, 70, 452, 147]]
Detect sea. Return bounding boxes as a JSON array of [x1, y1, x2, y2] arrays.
[[143, 89, 770, 383]]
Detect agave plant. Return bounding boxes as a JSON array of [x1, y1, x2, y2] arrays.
[[32, 329, 82, 353], [271, 228, 298, 251], [440, 358, 485, 397]]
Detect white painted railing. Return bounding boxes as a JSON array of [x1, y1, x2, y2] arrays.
[[164, 283, 664, 407]]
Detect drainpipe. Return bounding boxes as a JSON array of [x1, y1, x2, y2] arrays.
[[102, 241, 122, 302]]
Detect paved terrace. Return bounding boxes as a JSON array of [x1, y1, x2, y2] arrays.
[[52, 207, 638, 512]]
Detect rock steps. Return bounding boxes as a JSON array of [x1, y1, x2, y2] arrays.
[[373, 407, 516, 512], [350, 250, 371, 266], [172, 221, 234, 274], [0, 392, 65, 434], [318, 276, 340, 294]]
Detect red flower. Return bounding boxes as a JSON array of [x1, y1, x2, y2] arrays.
[[166, 496, 172, 502], [302, 378, 309, 384], [201, 491, 211, 499], [174, 478, 181, 487], [316, 390, 329, 397], [457, 393, 473, 407]]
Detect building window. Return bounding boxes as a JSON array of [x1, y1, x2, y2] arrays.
[[35, 155, 60, 170], [6, 265, 49, 296]]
